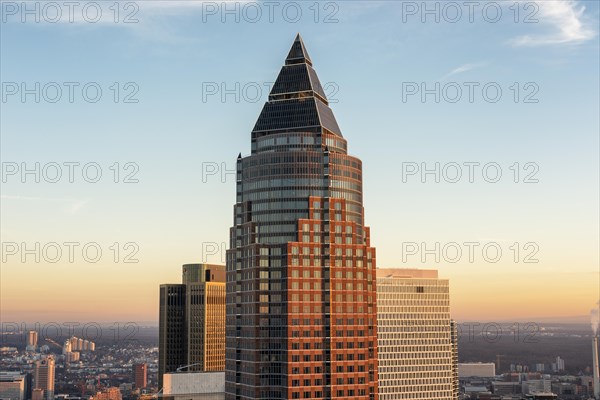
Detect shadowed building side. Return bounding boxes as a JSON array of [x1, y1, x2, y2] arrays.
[[159, 264, 226, 389]]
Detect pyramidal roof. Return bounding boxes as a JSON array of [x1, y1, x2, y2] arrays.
[[252, 34, 342, 137], [285, 33, 312, 66]]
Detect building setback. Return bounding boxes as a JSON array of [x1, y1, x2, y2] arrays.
[[376, 269, 457, 400], [225, 34, 379, 400], [159, 264, 226, 388]]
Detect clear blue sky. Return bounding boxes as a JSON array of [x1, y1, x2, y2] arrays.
[[1, 1, 598, 322]]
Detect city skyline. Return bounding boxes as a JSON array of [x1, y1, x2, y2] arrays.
[[1, 1, 599, 323]]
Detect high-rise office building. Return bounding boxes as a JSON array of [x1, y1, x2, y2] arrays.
[[184, 264, 226, 373], [552, 356, 565, 372], [376, 269, 456, 400], [26, 331, 38, 351], [159, 264, 226, 388], [134, 363, 148, 389], [225, 34, 379, 400], [0, 372, 26, 400], [159, 283, 186, 388], [33, 356, 55, 400]]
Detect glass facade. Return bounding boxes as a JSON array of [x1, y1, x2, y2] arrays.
[[159, 265, 226, 388], [225, 34, 378, 400]]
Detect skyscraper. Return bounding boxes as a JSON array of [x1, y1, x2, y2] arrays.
[[376, 269, 456, 400], [159, 263, 226, 388], [225, 34, 379, 400], [159, 283, 186, 388], [33, 356, 55, 400], [184, 264, 226, 373], [134, 363, 148, 390], [26, 331, 38, 351]]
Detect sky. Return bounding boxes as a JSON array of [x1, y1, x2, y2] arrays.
[[1, 0, 599, 324]]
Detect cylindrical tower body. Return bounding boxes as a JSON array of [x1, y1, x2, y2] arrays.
[[225, 35, 378, 400]]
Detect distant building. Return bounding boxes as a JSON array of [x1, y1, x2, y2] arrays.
[[90, 387, 122, 400], [26, 331, 38, 351], [492, 381, 521, 395], [0, 348, 18, 353], [534, 363, 545, 373], [33, 356, 55, 400], [523, 378, 551, 394], [31, 388, 44, 400], [65, 352, 80, 362], [0, 372, 25, 400], [552, 356, 565, 372], [377, 268, 457, 399], [458, 363, 496, 378], [66, 337, 94, 352], [134, 363, 147, 389], [159, 264, 225, 388], [160, 371, 224, 400], [524, 393, 557, 399]]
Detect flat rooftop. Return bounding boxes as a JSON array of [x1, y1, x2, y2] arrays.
[[376, 268, 439, 279]]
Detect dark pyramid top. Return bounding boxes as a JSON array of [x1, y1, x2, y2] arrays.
[[252, 34, 342, 137], [286, 33, 312, 66]]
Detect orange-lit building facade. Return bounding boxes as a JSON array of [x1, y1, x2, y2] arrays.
[[225, 35, 378, 400], [134, 363, 147, 389]]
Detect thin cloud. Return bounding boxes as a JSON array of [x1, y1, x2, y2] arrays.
[[510, 0, 596, 46], [441, 62, 487, 80]]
